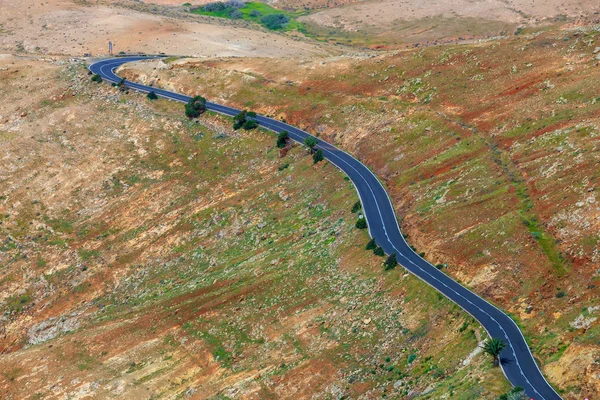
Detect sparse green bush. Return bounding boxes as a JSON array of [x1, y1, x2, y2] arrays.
[[91, 74, 102, 83], [278, 163, 289, 171], [355, 217, 367, 229], [312, 148, 324, 164], [366, 238, 376, 250], [261, 14, 290, 30], [233, 110, 247, 130], [147, 91, 158, 100], [384, 253, 397, 270], [201, 0, 243, 12], [230, 9, 243, 19], [243, 119, 258, 130], [498, 387, 526, 400], [276, 130, 289, 148], [351, 201, 362, 213], [374, 246, 385, 256], [250, 9, 262, 17], [303, 136, 318, 152], [556, 290, 566, 298], [185, 95, 207, 118]]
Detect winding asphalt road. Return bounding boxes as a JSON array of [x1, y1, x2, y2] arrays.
[[89, 56, 562, 399]]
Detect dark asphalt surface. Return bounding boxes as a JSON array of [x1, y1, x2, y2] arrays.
[[89, 56, 562, 399]]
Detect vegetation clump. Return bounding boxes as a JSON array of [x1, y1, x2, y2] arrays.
[[366, 238, 377, 250], [147, 91, 158, 100], [191, 1, 302, 32], [276, 130, 289, 148], [374, 246, 385, 256], [303, 136, 318, 153], [355, 217, 367, 229], [230, 9, 243, 19], [233, 110, 258, 130], [384, 253, 397, 270], [498, 387, 526, 400], [91, 74, 102, 83], [313, 148, 324, 164], [482, 338, 506, 367], [351, 201, 362, 213], [261, 14, 290, 30], [200, 0, 243, 16], [185, 95, 207, 118]]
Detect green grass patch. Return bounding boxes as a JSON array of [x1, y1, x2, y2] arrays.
[[190, 2, 306, 32]]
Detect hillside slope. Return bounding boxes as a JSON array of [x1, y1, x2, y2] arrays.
[[119, 24, 600, 398], [0, 56, 508, 399]]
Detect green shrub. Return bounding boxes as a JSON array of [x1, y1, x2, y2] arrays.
[[351, 201, 362, 213], [261, 14, 290, 30], [355, 217, 367, 229], [234, 110, 257, 130], [366, 238, 376, 250], [498, 386, 526, 400], [91, 74, 102, 83], [230, 9, 242, 19], [243, 119, 258, 130], [278, 163, 289, 171], [276, 130, 289, 148], [313, 148, 324, 164], [185, 95, 207, 118], [303, 136, 318, 152], [384, 253, 397, 270], [233, 110, 247, 130], [147, 91, 158, 100], [407, 354, 417, 364], [250, 9, 262, 17], [374, 247, 385, 256]]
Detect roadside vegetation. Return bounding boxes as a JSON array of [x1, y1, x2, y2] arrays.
[[233, 110, 258, 130], [184, 95, 206, 118], [482, 338, 506, 367]]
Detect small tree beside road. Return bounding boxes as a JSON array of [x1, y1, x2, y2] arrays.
[[384, 253, 397, 270], [185, 95, 207, 118], [355, 216, 367, 229], [276, 130, 289, 148], [313, 148, 324, 164], [303, 137, 318, 153], [366, 238, 376, 250], [482, 338, 506, 367]]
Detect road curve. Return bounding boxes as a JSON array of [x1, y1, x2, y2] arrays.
[[90, 56, 562, 399]]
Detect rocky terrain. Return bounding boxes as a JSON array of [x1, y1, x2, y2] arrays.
[[119, 23, 600, 398]]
